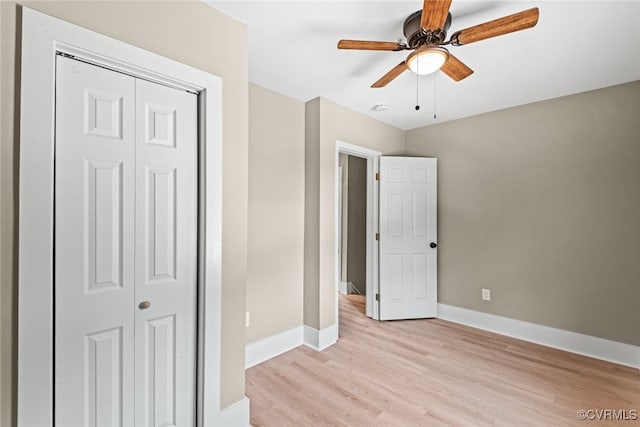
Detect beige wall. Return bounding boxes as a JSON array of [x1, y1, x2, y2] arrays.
[[0, 4, 19, 426], [304, 99, 321, 329], [247, 84, 305, 343], [0, 2, 249, 423], [336, 154, 367, 294], [346, 155, 367, 295], [338, 153, 348, 283], [406, 81, 640, 346], [305, 97, 405, 330]]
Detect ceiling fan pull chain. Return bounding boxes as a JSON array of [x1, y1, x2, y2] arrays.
[[415, 67, 421, 111], [433, 73, 437, 119]]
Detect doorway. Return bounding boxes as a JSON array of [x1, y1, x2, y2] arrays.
[[338, 154, 367, 299], [334, 141, 381, 328], [334, 144, 439, 331]]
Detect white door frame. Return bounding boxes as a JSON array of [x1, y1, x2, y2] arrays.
[[17, 8, 237, 426], [334, 141, 381, 323]]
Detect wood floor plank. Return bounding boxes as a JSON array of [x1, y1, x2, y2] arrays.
[[246, 295, 640, 426]]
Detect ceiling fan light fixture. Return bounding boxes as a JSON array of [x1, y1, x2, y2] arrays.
[[406, 47, 449, 75]]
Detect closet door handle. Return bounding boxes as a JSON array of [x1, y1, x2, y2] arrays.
[[430, 242, 438, 249], [138, 301, 151, 310]]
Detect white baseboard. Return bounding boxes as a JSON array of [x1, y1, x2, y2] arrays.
[[244, 323, 338, 370], [438, 304, 640, 369], [245, 326, 303, 368], [209, 397, 250, 427], [339, 281, 349, 294], [303, 324, 338, 351]]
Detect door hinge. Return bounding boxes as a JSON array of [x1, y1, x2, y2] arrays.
[[375, 232, 380, 241], [375, 293, 380, 301], [375, 172, 380, 181]]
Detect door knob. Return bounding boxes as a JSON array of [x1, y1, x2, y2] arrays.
[[430, 242, 438, 248], [138, 301, 151, 310]]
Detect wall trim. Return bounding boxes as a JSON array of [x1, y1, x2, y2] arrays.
[[245, 324, 338, 369], [210, 397, 250, 427], [245, 326, 303, 368], [303, 324, 338, 351], [438, 304, 640, 369]]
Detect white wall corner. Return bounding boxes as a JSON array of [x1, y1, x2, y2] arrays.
[[245, 326, 303, 369], [303, 324, 338, 351], [209, 397, 250, 427], [437, 303, 640, 369]]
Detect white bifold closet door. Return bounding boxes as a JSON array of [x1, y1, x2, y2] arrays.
[[54, 55, 197, 427]]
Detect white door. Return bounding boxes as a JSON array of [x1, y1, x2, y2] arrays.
[[379, 156, 437, 320], [55, 56, 197, 427], [134, 78, 197, 427]]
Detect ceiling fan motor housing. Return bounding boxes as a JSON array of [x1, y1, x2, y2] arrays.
[[403, 10, 452, 48]]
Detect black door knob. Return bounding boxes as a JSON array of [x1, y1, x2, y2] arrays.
[[430, 242, 438, 248]]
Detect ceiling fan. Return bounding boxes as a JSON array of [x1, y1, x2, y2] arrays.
[[337, 0, 539, 87]]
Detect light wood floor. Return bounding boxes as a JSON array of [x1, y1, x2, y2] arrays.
[[246, 295, 640, 426]]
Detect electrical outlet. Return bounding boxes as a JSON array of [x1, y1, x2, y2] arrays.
[[482, 288, 491, 301], [246, 312, 250, 327]]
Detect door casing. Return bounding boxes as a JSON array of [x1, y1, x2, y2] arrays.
[[17, 8, 239, 426]]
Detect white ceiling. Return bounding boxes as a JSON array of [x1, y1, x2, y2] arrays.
[[207, 1, 640, 130]]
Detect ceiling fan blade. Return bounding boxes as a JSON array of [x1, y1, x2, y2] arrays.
[[452, 7, 539, 45], [440, 54, 473, 81], [338, 40, 405, 51], [371, 61, 407, 88], [421, 0, 452, 31]]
